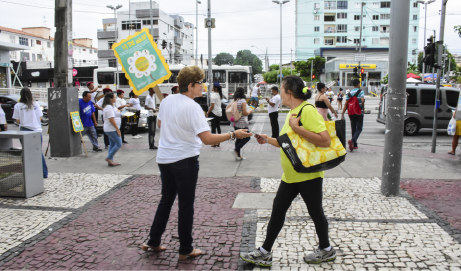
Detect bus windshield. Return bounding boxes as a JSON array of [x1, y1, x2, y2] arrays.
[[229, 72, 247, 83], [97, 72, 115, 84], [119, 73, 130, 86]]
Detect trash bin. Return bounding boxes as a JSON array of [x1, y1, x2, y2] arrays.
[[0, 131, 44, 198]]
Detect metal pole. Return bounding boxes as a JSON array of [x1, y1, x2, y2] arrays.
[[432, 30, 436, 85], [266, 47, 268, 73], [150, 0, 153, 36], [207, 0, 212, 106], [291, 48, 293, 75], [447, 54, 451, 82], [279, 2, 283, 86], [115, 8, 119, 90], [431, 0, 447, 153], [422, 2, 427, 76], [195, 0, 198, 66], [381, 0, 411, 196], [310, 59, 313, 82], [358, 2, 364, 86]]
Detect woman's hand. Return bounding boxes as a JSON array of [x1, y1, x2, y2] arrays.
[[117, 129, 121, 137], [289, 114, 301, 129], [234, 129, 253, 139], [254, 134, 269, 144], [334, 112, 338, 119], [4, 123, 7, 131]]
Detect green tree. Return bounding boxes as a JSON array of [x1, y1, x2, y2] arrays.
[[293, 56, 326, 81], [381, 74, 388, 85], [262, 68, 293, 84], [234, 50, 263, 74], [213, 52, 234, 66], [417, 49, 457, 74], [269, 64, 279, 71], [407, 63, 420, 75], [455, 25, 461, 38]]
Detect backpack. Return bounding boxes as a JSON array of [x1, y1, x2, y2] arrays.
[[226, 100, 242, 122], [347, 89, 362, 115]]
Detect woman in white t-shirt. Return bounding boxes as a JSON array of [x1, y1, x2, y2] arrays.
[[102, 92, 122, 166], [128, 91, 142, 139], [141, 66, 252, 260], [0, 104, 7, 131], [206, 83, 223, 147], [12, 87, 47, 178]]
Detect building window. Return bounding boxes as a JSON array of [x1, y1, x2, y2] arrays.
[[108, 40, 116, 49], [174, 30, 180, 37], [414, 26, 417, 32], [354, 15, 361, 20], [142, 19, 159, 25], [170, 25, 173, 31], [337, 24, 347, 33], [325, 38, 334, 45], [314, 3, 320, 9], [380, 14, 390, 19], [336, 36, 347, 43], [47, 42, 51, 48], [372, 26, 378, 32], [337, 12, 347, 19], [9, 36, 15, 44], [314, 26, 320, 32], [381, 2, 391, 8], [325, 1, 336, 9], [354, 38, 360, 44], [372, 38, 379, 44], [19, 37, 28, 46], [355, 26, 360, 31], [373, 2, 380, 7], [373, 15, 379, 20], [337, 1, 348, 9], [314, 15, 320, 21], [108, 59, 117, 67], [314, 38, 320, 44], [90, 49, 93, 54], [37, 54, 43, 61], [31, 39, 34, 47], [355, 2, 362, 8], [413, 15, 417, 20], [94, 50, 97, 53], [121, 20, 141, 30], [20, 52, 30, 61], [10, 51, 17, 60], [83, 49, 86, 52], [412, 38, 416, 44], [381, 26, 389, 33], [32, 54, 36, 61], [413, 2, 418, 7], [324, 15, 336, 21], [36, 40, 41, 45]]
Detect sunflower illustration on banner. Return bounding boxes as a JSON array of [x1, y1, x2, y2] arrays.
[[112, 28, 171, 95]]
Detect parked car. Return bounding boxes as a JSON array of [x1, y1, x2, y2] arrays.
[[0, 94, 48, 126], [194, 94, 253, 123], [376, 84, 460, 136]]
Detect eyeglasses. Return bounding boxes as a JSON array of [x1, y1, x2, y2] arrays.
[[195, 81, 203, 84]]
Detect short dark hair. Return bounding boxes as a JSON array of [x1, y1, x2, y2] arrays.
[[282, 75, 311, 101], [271, 86, 279, 92], [82, 91, 90, 98], [233, 87, 246, 100], [317, 83, 326, 91], [352, 79, 360, 86]]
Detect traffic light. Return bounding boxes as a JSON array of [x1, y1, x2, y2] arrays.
[[312, 75, 316, 80], [423, 36, 436, 68], [361, 68, 364, 74], [353, 67, 358, 74], [161, 40, 167, 50]]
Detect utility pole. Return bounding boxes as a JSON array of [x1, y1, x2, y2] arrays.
[[291, 48, 293, 75], [207, 0, 212, 106], [418, 0, 436, 77], [431, 0, 447, 153], [381, 0, 411, 196], [358, 2, 365, 86], [195, 0, 201, 66], [107, 5, 122, 89], [310, 59, 313, 85], [48, 0, 81, 157], [432, 30, 436, 85], [273, 0, 290, 86]]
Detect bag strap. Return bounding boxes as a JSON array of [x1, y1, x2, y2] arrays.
[[297, 103, 315, 127], [347, 88, 361, 99]]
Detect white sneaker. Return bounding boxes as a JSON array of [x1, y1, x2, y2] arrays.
[[132, 135, 139, 139]]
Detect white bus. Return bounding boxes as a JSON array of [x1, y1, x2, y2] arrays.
[[93, 64, 254, 102]]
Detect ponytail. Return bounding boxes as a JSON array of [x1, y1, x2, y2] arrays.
[[282, 75, 311, 101]]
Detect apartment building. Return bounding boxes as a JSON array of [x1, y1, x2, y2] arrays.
[[97, 1, 195, 68]]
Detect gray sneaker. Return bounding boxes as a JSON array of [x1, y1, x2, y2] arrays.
[[304, 247, 337, 264], [240, 248, 272, 267]]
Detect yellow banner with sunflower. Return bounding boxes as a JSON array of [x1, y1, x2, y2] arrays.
[[70, 112, 84, 133], [112, 28, 172, 95]]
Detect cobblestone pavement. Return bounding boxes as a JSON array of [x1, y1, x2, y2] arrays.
[[0, 174, 258, 270]]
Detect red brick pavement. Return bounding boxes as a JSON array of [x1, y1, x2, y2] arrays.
[[1, 176, 258, 270], [401, 179, 461, 231]]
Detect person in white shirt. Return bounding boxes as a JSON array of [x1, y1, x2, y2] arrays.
[[128, 91, 142, 139], [0, 104, 7, 131], [346, 88, 350, 95], [12, 87, 47, 178], [265, 86, 281, 138], [145, 88, 158, 149], [115, 90, 132, 144], [206, 83, 223, 147], [95, 88, 113, 149], [142, 66, 252, 260], [86, 82, 101, 126], [102, 92, 122, 166], [251, 84, 260, 107]]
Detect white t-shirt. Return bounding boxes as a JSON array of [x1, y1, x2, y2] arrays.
[[115, 97, 126, 110], [346, 89, 350, 94], [0, 106, 6, 125], [129, 98, 142, 111], [268, 94, 281, 114], [12, 101, 42, 132], [145, 94, 157, 117], [156, 94, 211, 164], [103, 105, 121, 132], [96, 97, 104, 108], [90, 92, 97, 104], [252, 86, 259, 97], [210, 92, 222, 117]]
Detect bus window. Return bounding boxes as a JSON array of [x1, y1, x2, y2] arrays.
[[97, 72, 114, 84], [118, 73, 130, 86], [170, 71, 179, 83], [229, 72, 247, 83], [213, 70, 226, 83]]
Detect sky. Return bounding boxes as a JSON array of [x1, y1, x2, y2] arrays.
[[1, 0, 460, 65]]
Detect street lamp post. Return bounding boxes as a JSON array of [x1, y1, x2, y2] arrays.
[[195, 1, 201, 66], [107, 4, 123, 89], [417, 0, 436, 77], [272, 0, 290, 86]]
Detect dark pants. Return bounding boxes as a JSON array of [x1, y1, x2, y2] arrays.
[[234, 127, 250, 157], [147, 156, 199, 255], [209, 112, 221, 134], [0, 124, 5, 131], [100, 116, 110, 147], [262, 178, 330, 251], [349, 114, 364, 147], [94, 107, 99, 136], [19, 127, 48, 179], [132, 111, 140, 136], [147, 116, 157, 148], [269, 112, 280, 138], [120, 117, 127, 142]]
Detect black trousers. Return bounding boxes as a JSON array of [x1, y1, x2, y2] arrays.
[[234, 127, 250, 157], [132, 111, 140, 136], [209, 112, 221, 134], [269, 112, 280, 138], [120, 117, 127, 142], [94, 107, 99, 136], [147, 156, 199, 255], [262, 178, 330, 251], [0, 124, 5, 131], [349, 114, 364, 147], [147, 116, 157, 148]]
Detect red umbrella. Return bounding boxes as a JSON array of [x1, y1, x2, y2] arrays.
[[407, 73, 421, 79], [258, 81, 267, 84]]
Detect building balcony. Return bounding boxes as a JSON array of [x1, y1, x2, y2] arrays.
[[97, 31, 116, 39], [324, 29, 336, 33], [174, 37, 183, 46], [380, 30, 390, 33], [174, 19, 184, 29], [97, 50, 115, 58], [136, 9, 160, 18]]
